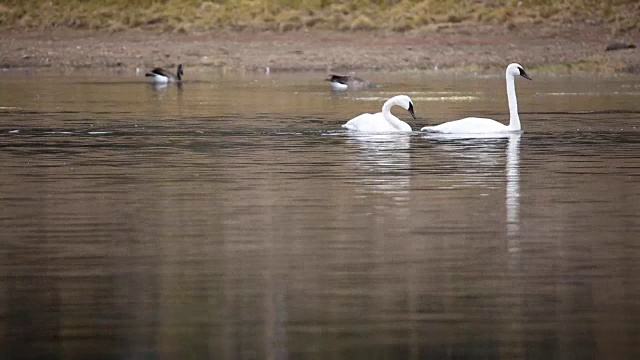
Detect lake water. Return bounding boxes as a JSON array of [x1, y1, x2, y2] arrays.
[[0, 69, 638, 359]]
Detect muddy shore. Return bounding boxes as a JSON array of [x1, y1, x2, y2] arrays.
[[0, 24, 638, 75]]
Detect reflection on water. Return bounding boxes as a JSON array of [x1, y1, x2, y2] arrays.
[[506, 134, 521, 239], [0, 71, 639, 359], [346, 133, 411, 198], [422, 132, 522, 238]]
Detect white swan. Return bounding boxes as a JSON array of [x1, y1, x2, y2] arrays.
[[146, 64, 184, 83], [421, 63, 531, 134], [342, 95, 415, 133]]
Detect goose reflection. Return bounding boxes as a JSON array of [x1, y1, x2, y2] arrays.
[[151, 82, 168, 90], [345, 133, 411, 197], [149, 81, 183, 101]]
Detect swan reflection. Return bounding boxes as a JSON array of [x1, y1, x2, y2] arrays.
[[345, 133, 411, 198], [423, 133, 521, 238], [505, 133, 521, 241]]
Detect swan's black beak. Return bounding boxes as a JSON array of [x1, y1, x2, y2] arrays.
[[407, 103, 416, 119], [519, 67, 532, 80]]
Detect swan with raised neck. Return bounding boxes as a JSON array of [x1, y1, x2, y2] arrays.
[[421, 63, 531, 134]]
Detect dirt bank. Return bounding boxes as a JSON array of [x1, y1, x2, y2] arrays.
[[0, 23, 638, 74]]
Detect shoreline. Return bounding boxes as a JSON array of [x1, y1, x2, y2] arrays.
[[1, 24, 638, 74]]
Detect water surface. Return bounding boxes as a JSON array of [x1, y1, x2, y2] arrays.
[[0, 70, 639, 359]]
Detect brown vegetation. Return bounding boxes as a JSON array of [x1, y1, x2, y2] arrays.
[[0, 0, 638, 35], [0, 1, 638, 73]]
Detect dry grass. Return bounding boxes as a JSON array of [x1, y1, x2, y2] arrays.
[[0, 0, 638, 34]]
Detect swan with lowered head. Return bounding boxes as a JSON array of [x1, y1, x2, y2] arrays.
[[342, 95, 415, 133], [326, 74, 371, 91], [146, 64, 184, 83], [421, 63, 531, 134]]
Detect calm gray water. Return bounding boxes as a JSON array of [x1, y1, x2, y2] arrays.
[[0, 70, 639, 359]]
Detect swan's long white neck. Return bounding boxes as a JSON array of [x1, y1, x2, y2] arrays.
[[382, 99, 410, 131], [506, 71, 520, 131]]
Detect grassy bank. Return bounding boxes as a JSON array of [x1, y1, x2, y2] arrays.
[[0, 0, 638, 34]]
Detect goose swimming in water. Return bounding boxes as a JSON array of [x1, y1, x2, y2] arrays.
[[146, 64, 184, 83], [421, 63, 531, 134], [342, 95, 415, 133], [326, 74, 371, 91]]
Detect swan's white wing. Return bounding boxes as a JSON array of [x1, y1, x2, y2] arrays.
[[421, 117, 511, 134], [343, 112, 403, 133], [343, 113, 373, 130]]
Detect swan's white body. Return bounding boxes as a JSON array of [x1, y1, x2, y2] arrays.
[[342, 95, 415, 133], [421, 63, 531, 134], [422, 117, 513, 134]]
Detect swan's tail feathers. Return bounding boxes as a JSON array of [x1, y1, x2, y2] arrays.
[[420, 126, 439, 132], [342, 124, 356, 131]]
